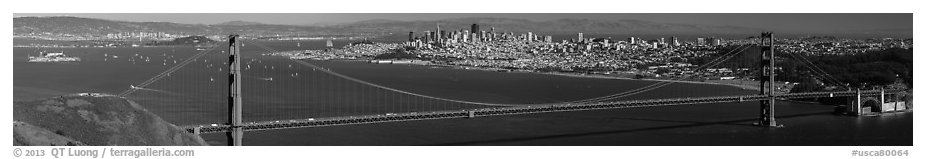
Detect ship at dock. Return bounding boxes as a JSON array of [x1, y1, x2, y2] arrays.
[[28, 52, 81, 63]]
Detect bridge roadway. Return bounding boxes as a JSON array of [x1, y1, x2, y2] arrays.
[[181, 89, 904, 134]]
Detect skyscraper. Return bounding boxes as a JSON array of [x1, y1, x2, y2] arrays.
[[671, 36, 680, 47], [527, 32, 533, 42], [471, 24, 479, 34], [408, 32, 414, 42], [424, 31, 431, 43], [577, 33, 584, 43], [462, 33, 468, 43], [481, 31, 487, 42], [436, 24, 441, 44], [440, 30, 446, 44], [462, 30, 469, 43]]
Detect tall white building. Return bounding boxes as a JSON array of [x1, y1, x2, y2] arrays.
[[527, 32, 533, 42], [577, 33, 584, 42]]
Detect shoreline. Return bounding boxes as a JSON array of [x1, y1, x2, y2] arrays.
[[350, 60, 764, 91], [13, 45, 207, 48], [534, 71, 762, 91]]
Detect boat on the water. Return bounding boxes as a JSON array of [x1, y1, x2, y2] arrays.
[[28, 51, 80, 63]]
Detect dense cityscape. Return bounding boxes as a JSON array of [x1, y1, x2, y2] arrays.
[[268, 23, 913, 91], [14, 18, 913, 91]]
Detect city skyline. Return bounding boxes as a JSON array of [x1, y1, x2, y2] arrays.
[[13, 13, 912, 32]]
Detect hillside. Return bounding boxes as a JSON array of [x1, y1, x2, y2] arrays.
[[14, 16, 216, 35], [13, 16, 341, 36], [215, 20, 265, 26], [335, 17, 764, 34], [147, 36, 217, 46], [13, 93, 208, 146], [17, 16, 912, 38], [15, 16, 766, 36]]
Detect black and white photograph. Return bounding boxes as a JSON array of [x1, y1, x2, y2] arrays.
[[6, 0, 920, 158]]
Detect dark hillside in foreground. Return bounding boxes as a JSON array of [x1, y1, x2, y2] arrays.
[[13, 94, 208, 146]]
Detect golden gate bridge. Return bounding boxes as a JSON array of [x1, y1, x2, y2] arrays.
[[118, 33, 909, 146]]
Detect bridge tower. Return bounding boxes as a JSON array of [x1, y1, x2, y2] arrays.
[[227, 35, 244, 146], [756, 32, 783, 127]]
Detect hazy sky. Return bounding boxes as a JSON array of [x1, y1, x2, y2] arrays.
[[13, 13, 912, 32]]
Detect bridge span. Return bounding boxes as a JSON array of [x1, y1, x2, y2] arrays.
[[182, 89, 904, 134], [116, 34, 908, 146]]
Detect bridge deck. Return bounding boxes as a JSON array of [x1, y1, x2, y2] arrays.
[[180, 89, 903, 134]]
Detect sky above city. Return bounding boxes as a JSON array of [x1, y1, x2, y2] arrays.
[[13, 13, 912, 32]]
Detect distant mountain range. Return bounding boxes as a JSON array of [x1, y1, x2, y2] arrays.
[[214, 20, 265, 26], [331, 17, 768, 34], [12, 16, 912, 37], [13, 16, 344, 36]]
